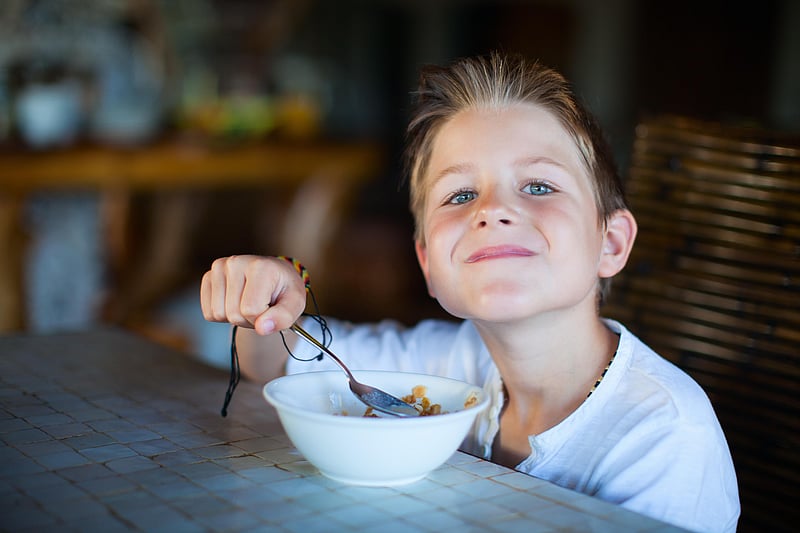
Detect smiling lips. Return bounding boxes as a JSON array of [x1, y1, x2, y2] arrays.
[[465, 245, 535, 263]]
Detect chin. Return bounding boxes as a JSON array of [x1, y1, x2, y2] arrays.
[[438, 290, 535, 323]]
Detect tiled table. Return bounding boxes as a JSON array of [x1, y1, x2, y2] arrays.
[[0, 328, 686, 532]]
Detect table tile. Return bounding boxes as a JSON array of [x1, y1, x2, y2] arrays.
[[237, 467, 300, 485], [61, 511, 137, 533], [105, 454, 160, 474], [248, 498, 313, 523], [145, 478, 206, 500], [56, 462, 115, 482], [486, 516, 556, 533], [402, 508, 473, 531], [25, 413, 75, 427], [367, 492, 438, 516], [0, 450, 47, 478], [80, 443, 137, 462], [293, 488, 359, 513], [282, 513, 350, 533], [268, 475, 330, 499], [2, 427, 52, 445], [101, 487, 163, 513], [6, 470, 65, 491], [68, 407, 117, 423], [192, 472, 258, 492], [368, 522, 436, 533], [46, 495, 110, 522], [168, 491, 236, 516], [170, 459, 230, 479], [145, 420, 200, 437], [127, 466, 184, 487], [449, 499, 519, 522], [191, 509, 264, 532], [214, 454, 267, 472], [425, 464, 480, 486], [0, 418, 31, 433], [19, 477, 88, 503], [105, 427, 162, 444], [495, 490, 559, 515], [118, 502, 204, 532], [35, 448, 92, 469], [450, 477, 519, 499], [324, 504, 386, 528], [76, 473, 138, 497], [166, 431, 224, 449], [128, 437, 182, 456], [42, 421, 92, 439], [0, 500, 60, 530], [17, 438, 73, 457], [193, 443, 246, 460]]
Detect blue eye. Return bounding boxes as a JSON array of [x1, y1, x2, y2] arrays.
[[448, 189, 476, 204], [522, 181, 554, 196]]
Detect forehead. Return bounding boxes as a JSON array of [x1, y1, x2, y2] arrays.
[[425, 103, 588, 183]]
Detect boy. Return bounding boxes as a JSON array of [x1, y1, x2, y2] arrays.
[[201, 52, 739, 532]]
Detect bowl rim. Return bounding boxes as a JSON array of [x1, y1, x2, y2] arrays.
[[263, 370, 490, 424]]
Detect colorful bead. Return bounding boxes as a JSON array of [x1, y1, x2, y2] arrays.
[[277, 256, 311, 291]]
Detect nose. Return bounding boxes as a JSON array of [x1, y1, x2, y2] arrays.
[[474, 188, 516, 228]]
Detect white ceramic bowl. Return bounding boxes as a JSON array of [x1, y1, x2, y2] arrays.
[[263, 370, 489, 486]]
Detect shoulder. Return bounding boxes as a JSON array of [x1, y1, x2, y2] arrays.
[[600, 320, 711, 419]]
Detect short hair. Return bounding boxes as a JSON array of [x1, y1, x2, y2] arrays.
[[403, 51, 629, 304]]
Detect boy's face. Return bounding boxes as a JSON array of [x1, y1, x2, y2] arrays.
[[414, 103, 628, 323]]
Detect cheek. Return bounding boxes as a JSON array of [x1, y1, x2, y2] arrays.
[[425, 213, 466, 263], [547, 211, 604, 264]]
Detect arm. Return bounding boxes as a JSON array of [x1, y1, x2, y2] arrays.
[[200, 255, 307, 382]]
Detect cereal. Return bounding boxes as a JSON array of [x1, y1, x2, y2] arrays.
[[463, 391, 478, 409], [342, 385, 479, 417]]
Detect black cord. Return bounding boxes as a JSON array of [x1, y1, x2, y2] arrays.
[[220, 325, 241, 417]]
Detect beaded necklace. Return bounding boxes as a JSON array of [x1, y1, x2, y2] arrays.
[[586, 351, 617, 399]]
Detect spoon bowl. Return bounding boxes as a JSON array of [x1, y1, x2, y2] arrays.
[[290, 323, 419, 417]]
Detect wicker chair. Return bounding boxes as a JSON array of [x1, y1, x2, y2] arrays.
[[602, 115, 800, 532]]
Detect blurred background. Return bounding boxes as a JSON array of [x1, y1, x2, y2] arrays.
[[0, 1, 798, 531]]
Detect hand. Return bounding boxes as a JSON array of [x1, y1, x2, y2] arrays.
[[200, 255, 307, 335]]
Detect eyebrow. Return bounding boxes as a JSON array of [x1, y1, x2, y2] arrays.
[[433, 162, 476, 182], [433, 156, 568, 183], [514, 155, 570, 170]]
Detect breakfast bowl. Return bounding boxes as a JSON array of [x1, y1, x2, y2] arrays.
[[263, 370, 489, 486]]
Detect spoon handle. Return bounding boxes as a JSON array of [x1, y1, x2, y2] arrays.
[[289, 323, 356, 382]]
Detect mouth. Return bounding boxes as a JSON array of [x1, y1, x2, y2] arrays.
[[465, 245, 535, 263]]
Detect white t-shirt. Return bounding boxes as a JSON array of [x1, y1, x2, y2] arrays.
[[286, 317, 740, 533]]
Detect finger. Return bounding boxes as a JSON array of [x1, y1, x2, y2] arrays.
[[239, 273, 275, 329], [207, 258, 231, 322], [222, 258, 251, 327], [200, 271, 214, 321]]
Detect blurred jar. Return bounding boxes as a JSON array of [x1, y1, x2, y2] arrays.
[[15, 79, 83, 149]]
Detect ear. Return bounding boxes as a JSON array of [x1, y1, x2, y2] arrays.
[[598, 209, 637, 279], [414, 239, 437, 298]]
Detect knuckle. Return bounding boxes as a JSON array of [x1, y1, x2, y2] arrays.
[[241, 301, 266, 320], [211, 257, 229, 273]]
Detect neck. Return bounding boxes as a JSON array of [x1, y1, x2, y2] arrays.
[[474, 312, 618, 434]]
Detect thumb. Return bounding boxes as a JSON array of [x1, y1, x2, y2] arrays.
[[253, 283, 307, 336]]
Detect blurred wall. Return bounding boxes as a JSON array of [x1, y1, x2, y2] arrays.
[[0, 0, 797, 331]]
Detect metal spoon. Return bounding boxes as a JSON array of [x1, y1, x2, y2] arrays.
[[289, 323, 420, 417]]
